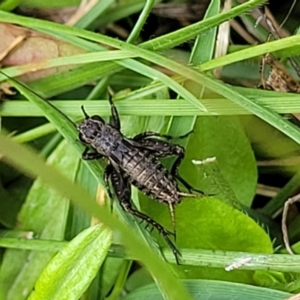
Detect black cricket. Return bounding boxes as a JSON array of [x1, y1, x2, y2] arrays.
[[77, 96, 202, 263]]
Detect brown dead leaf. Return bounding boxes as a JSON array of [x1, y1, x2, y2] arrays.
[[17, 6, 77, 24], [0, 23, 86, 82], [0, 34, 26, 61]]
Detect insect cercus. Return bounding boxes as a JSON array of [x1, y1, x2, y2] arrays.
[[77, 96, 203, 264]]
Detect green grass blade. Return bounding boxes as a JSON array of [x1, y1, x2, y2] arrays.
[[200, 34, 300, 71], [74, 0, 114, 29], [3, 96, 300, 117], [126, 0, 155, 43], [123, 280, 291, 300], [4, 237, 300, 273], [142, 0, 266, 51]]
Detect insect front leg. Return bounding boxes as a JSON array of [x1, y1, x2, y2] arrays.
[[108, 95, 120, 130], [110, 168, 181, 264], [81, 147, 104, 160]]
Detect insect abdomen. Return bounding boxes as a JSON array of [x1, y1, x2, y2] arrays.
[[121, 150, 179, 203]]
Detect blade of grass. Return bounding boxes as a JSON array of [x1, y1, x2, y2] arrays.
[[28, 224, 112, 300], [3, 237, 300, 273], [1, 49, 202, 111], [142, 0, 266, 51], [92, 0, 157, 28], [126, 0, 155, 43], [4, 96, 300, 117], [11, 0, 263, 98], [190, 0, 219, 65], [115, 59, 204, 110], [74, 0, 114, 29], [0, 51, 136, 80], [262, 172, 300, 216], [0, 62, 120, 98], [12, 123, 57, 143], [200, 34, 300, 71], [123, 280, 292, 300], [0, 0, 21, 11]]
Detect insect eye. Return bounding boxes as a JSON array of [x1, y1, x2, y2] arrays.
[[91, 115, 104, 122]]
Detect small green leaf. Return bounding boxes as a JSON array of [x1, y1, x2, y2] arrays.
[[28, 224, 112, 300]]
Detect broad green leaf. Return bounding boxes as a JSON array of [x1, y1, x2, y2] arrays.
[[141, 197, 272, 252], [28, 224, 112, 300], [181, 116, 257, 207], [123, 279, 292, 300], [175, 198, 272, 252], [175, 198, 272, 283], [0, 140, 78, 300], [140, 197, 273, 283]]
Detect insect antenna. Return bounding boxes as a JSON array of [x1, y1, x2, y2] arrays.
[[81, 105, 90, 119]]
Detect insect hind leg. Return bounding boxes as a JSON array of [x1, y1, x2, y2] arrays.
[[110, 168, 181, 264], [122, 201, 181, 264]]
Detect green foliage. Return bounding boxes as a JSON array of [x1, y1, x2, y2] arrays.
[[181, 116, 257, 206], [1, 0, 300, 299]]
